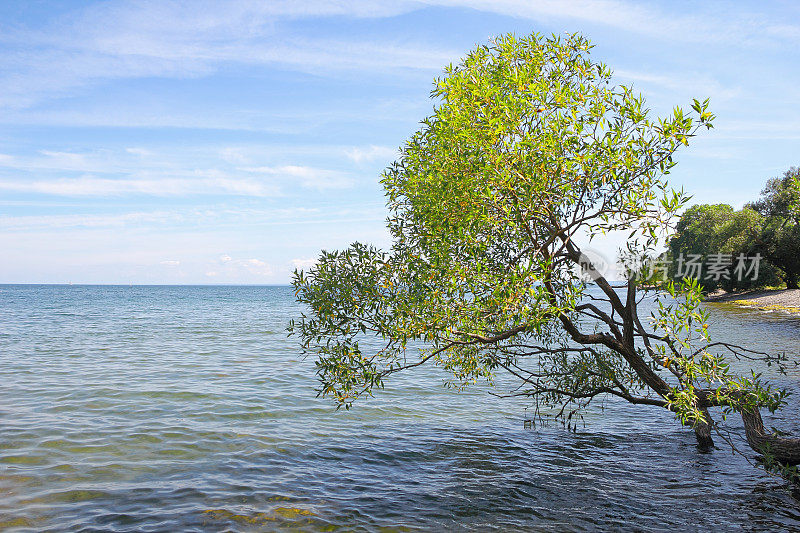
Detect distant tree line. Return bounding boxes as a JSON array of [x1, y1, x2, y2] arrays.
[[664, 167, 800, 292]]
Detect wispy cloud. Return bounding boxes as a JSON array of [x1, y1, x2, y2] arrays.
[[291, 257, 318, 270], [424, 0, 800, 46], [345, 145, 398, 164], [216, 253, 272, 276], [613, 69, 742, 101], [0, 211, 179, 230], [0, 147, 359, 197], [0, 97, 427, 132], [0, 175, 280, 197], [1, 0, 797, 112], [239, 165, 353, 190], [1, 0, 797, 284], [710, 119, 800, 141], [125, 147, 153, 157], [0, 203, 386, 232], [0, 1, 456, 109]]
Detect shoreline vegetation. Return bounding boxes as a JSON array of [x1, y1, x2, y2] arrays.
[[706, 288, 800, 315], [617, 282, 800, 315]]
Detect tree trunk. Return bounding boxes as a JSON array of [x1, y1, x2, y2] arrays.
[[694, 408, 714, 448], [741, 409, 800, 465], [786, 270, 799, 290]]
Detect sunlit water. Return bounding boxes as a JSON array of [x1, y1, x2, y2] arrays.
[[1, 285, 799, 531]]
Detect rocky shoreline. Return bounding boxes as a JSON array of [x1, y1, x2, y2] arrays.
[[705, 288, 800, 314]]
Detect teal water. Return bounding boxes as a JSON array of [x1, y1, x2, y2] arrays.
[[1, 284, 799, 531]]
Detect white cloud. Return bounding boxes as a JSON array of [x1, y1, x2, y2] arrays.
[[712, 119, 800, 141], [219, 147, 249, 164], [215, 254, 273, 276], [160, 260, 180, 266], [0, 203, 385, 233], [241, 258, 271, 275], [0, 0, 796, 111], [0, 1, 456, 109], [345, 145, 398, 164], [0, 96, 430, 132], [614, 69, 741, 101], [0, 211, 178, 230], [0, 148, 144, 173], [765, 23, 800, 41], [423, 0, 800, 46], [125, 147, 153, 156], [240, 165, 353, 190], [0, 147, 360, 196], [291, 258, 317, 270], [0, 175, 280, 197]]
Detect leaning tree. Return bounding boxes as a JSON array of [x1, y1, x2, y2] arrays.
[[289, 33, 800, 472]]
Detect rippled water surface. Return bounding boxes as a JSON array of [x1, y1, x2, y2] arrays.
[[1, 285, 800, 531]]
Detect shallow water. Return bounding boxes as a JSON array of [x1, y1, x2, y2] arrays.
[[1, 285, 799, 531]]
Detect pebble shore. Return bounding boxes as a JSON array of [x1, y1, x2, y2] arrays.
[[705, 288, 800, 314]]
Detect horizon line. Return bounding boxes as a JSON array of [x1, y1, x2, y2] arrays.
[[0, 283, 293, 287]]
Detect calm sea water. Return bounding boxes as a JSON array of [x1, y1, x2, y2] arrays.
[[1, 284, 799, 532]]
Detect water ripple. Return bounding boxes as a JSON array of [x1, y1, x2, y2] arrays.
[[1, 285, 799, 531]]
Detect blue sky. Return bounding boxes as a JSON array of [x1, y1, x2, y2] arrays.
[[1, 1, 798, 284]]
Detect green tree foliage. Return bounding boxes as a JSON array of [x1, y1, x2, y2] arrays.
[[669, 167, 800, 291], [667, 204, 780, 292], [749, 167, 800, 289], [290, 33, 798, 469]]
